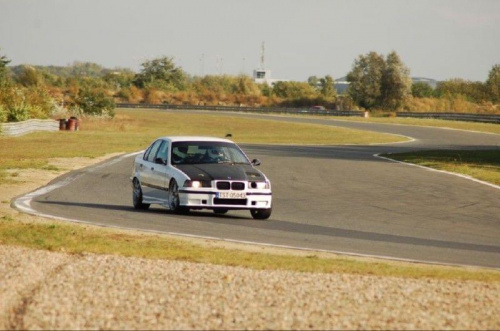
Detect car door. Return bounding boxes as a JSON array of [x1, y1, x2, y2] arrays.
[[141, 139, 163, 200], [149, 140, 171, 202]]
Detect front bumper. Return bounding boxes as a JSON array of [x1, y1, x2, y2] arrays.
[[178, 189, 272, 210]]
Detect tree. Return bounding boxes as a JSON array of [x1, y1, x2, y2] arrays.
[[319, 75, 337, 98], [435, 79, 489, 103], [411, 82, 434, 98], [234, 75, 261, 96], [486, 64, 500, 103], [307, 76, 319, 89], [347, 51, 412, 110], [272, 81, 318, 99], [70, 62, 106, 78], [15, 65, 43, 87], [381, 51, 412, 110], [346, 52, 385, 109], [133, 56, 186, 91], [0, 49, 11, 87], [103, 70, 135, 89], [72, 88, 116, 118]]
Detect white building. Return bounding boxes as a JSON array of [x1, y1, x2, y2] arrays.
[[252, 68, 287, 86], [252, 42, 288, 86]]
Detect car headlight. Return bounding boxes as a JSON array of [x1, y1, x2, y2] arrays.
[[183, 180, 211, 188]]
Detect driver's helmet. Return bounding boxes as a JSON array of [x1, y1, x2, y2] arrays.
[[208, 147, 228, 160], [177, 146, 188, 154]]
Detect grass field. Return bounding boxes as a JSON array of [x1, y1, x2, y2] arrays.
[[297, 114, 500, 135], [0, 108, 406, 185], [383, 150, 500, 186]]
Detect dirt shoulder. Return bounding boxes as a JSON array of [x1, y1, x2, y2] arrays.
[[2, 244, 499, 330], [1, 155, 499, 329]]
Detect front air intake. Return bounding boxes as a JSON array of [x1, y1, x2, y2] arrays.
[[231, 182, 245, 190], [216, 181, 230, 190]]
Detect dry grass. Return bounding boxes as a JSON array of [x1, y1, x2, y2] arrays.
[[1, 215, 499, 282], [383, 150, 500, 185], [404, 96, 500, 114], [0, 108, 406, 184]]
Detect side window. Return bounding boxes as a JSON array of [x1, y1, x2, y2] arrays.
[[143, 145, 153, 161], [146, 140, 162, 163], [156, 141, 169, 164]]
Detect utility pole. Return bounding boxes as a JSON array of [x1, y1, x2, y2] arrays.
[[260, 41, 265, 69], [200, 53, 205, 76]]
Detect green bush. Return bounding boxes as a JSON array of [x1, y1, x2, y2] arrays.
[[7, 102, 31, 122], [72, 88, 116, 118], [0, 105, 7, 123]]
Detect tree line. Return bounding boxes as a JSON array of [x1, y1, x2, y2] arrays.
[[343, 51, 500, 113], [1, 48, 499, 123]]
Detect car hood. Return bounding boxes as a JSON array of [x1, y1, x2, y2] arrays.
[[174, 163, 265, 181]]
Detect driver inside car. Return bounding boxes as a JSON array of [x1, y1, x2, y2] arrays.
[[207, 147, 229, 163], [172, 146, 189, 164]]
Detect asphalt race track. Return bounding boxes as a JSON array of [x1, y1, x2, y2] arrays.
[[21, 112, 500, 268]]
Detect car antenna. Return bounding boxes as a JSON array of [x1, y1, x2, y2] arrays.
[[225, 133, 232, 138]]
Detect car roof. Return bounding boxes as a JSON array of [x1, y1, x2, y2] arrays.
[[158, 136, 235, 143]]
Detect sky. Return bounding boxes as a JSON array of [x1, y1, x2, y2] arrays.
[[0, 0, 499, 82]]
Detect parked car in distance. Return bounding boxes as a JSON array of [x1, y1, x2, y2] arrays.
[[131, 136, 272, 220], [309, 105, 326, 110]]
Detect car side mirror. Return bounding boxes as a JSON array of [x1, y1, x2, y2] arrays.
[[251, 159, 261, 166], [155, 157, 167, 165]]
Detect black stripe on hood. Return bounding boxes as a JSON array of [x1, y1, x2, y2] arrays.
[[174, 163, 264, 181]]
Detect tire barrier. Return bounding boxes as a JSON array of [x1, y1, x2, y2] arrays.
[[0, 119, 59, 137]]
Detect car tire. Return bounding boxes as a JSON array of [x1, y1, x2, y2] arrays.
[[168, 179, 189, 214], [132, 178, 150, 210], [213, 208, 229, 215], [250, 208, 272, 220]]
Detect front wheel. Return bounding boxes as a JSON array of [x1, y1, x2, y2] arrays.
[[132, 178, 150, 210], [168, 179, 189, 214], [250, 208, 272, 220]]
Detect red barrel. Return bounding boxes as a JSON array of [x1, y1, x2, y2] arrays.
[[67, 118, 76, 131], [70, 116, 80, 131], [59, 119, 67, 131]]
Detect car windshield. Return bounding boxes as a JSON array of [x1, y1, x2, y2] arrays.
[[171, 141, 250, 165]]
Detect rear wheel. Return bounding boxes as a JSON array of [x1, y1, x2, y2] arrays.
[[250, 208, 272, 220], [132, 178, 150, 210], [168, 179, 189, 214]]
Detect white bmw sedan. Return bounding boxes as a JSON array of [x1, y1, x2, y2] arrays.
[[131, 136, 272, 220]]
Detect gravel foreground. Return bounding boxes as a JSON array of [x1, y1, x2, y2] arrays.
[[1, 245, 499, 330]]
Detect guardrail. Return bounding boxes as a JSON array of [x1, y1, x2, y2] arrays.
[[396, 112, 500, 124], [117, 103, 500, 124], [116, 103, 366, 117], [0, 119, 59, 137]]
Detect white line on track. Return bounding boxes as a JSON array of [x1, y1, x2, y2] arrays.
[[12, 149, 499, 269], [374, 153, 500, 191], [10, 113, 500, 268]]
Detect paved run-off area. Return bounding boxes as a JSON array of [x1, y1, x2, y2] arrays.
[[1, 245, 499, 330]]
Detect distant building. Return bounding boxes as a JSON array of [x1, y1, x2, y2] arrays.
[[253, 68, 287, 86], [411, 77, 438, 88], [334, 77, 350, 94], [252, 42, 288, 86]]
